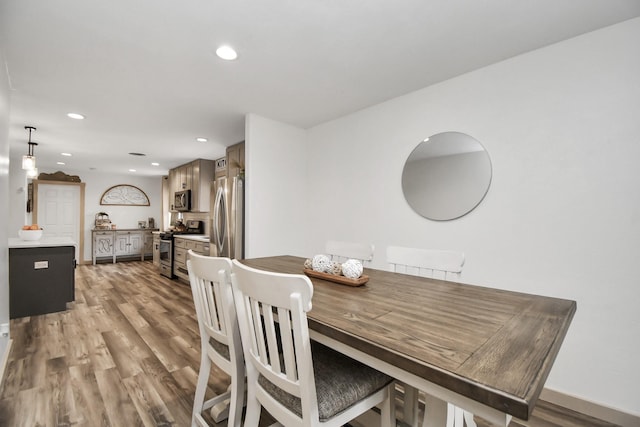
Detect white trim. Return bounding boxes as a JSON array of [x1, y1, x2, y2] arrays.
[[540, 388, 640, 427], [0, 338, 12, 387]]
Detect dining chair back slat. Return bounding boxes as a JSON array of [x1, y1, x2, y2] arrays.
[[387, 246, 464, 281], [325, 240, 375, 264]]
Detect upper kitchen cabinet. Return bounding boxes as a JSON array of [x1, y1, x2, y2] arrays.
[[189, 158, 214, 212], [172, 162, 193, 193], [226, 141, 245, 179], [168, 159, 214, 212]]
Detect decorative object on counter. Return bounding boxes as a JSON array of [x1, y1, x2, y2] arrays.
[[175, 219, 187, 232], [138, 221, 146, 229], [329, 261, 342, 275], [37, 170, 82, 182], [303, 268, 369, 287], [311, 254, 332, 273], [148, 217, 155, 229], [342, 259, 364, 279], [94, 212, 112, 229], [100, 184, 150, 206], [303, 255, 369, 286], [19, 225, 43, 241]]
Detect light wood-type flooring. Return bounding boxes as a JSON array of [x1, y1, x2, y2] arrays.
[[0, 261, 619, 426]]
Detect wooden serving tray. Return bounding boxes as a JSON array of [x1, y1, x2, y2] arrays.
[[303, 269, 369, 287]]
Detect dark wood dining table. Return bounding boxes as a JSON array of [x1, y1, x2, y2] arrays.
[[241, 255, 576, 426]]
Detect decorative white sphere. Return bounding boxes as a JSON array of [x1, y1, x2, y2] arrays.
[[312, 254, 332, 273], [341, 259, 363, 279]]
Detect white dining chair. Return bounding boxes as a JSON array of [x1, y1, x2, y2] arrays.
[[325, 239, 375, 264], [386, 246, 474, 427], [187, 250, 245, 427], [230, 259, 396, 427], [386, 246, 464, 281]]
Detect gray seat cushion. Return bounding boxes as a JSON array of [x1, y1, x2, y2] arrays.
[[209, 337, 230, 360], [258, 341, 392, 421]]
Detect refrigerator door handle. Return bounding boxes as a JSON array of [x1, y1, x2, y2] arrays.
[[213, 181, 227, 255]]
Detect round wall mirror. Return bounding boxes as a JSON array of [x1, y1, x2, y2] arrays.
[[402, 131, 492, 221]]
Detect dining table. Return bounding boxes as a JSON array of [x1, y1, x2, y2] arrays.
[[240, 255, 576, 426]]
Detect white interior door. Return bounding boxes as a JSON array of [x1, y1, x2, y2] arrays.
[[37, 183, 81, 260]]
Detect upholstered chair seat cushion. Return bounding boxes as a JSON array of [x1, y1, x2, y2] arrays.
[[258, 342, 392, 421], [209, 337, 230, 360]]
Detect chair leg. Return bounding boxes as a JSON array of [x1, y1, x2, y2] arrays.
[[402, 384, 420, 427], [462, 409, 477, 427], [421, 394, 448, 427], [379, 383, 396, 427], [192, 354, 212, 427], [226, 374, 246, 427], [243, 387, 261, 427]]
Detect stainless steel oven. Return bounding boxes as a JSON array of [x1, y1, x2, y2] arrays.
[[159, 237, 173, 278]]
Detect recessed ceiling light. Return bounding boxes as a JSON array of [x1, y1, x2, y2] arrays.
[[129, 169, 137, 172], [67, 113, 85, 120], [151, 162, 159, 166], [61, 152, 72, 156], [57, 162, 65, 165], [216, 45, 237, 60], [196, 137, 208, 142]]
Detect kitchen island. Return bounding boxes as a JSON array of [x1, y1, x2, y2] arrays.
[[8, 237, 77, 319]]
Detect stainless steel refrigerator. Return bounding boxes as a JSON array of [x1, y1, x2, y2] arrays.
[[210, 174, 244, 259]]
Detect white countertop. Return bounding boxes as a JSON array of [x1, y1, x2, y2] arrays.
[[9, 236, 77, 249]]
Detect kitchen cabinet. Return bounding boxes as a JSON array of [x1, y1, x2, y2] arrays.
[[168, 163, 191, 197], [93, 230, 115, 264], [189, 158, 214, 212], [168, 158, 214, 212], [152, 233, 161, 267], [92, 229, 157, 264], [173, 238, 188, 281], [173, 236, 210, 282], [226, 141, 245, 179], [177, 163, 192, 192], [9, 239, 76, 319], [144, 232, 154, 259], [115, 231, 143, 256]]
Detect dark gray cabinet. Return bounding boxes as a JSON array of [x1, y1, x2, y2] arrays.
[[9, 245, 75, 319]]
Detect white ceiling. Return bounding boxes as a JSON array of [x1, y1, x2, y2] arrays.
[[2, 0, 639, 176]]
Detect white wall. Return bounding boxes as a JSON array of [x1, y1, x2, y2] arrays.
[[8, 165, 162, 263], [245, 114, 309, 258], [0, 47, 11, 363], [247, 18, 640, 415]]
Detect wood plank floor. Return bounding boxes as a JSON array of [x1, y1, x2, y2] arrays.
[[0, 261, 619, 427]]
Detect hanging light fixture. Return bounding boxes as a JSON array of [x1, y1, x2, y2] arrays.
[[27, 167, 38, 178], [22, 126, 38, 170]]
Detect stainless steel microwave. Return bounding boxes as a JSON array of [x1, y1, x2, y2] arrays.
[[174, 190, 191, 212]]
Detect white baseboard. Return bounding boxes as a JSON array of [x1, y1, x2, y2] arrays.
[[540, 387, 640, 427], [0, 338, 12, 388]]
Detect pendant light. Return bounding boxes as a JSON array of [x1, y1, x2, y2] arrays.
[[22, 126, 38, 170]]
